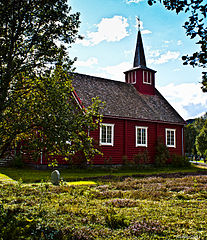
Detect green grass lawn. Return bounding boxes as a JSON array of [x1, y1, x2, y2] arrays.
[[0, 173, 17, 184], [0, 164, 206, 183], [0, 173, 207, 239]]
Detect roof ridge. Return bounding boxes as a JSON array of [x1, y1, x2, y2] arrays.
[[72, 72, 128, 85]]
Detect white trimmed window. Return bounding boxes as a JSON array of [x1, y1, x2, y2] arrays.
[[166, 129, 176, 147], [128, 72, 131, 83], [132, 71, 136, 84], [136, 126, 148, 147], [143, 71, 152, 85], [100, 123, 114, 146]]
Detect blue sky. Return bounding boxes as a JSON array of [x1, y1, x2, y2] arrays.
[[69, 0, 206, 120]]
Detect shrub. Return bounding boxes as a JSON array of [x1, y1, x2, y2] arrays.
[[104, 156, 112, 165], [154, 137, 169, 167], [63, 226, 97, 240], [0, 204, 36, 240], [128, 219, 164, 236], [103, 207, 130, 229], [133, 150, 149, 165], [11, 153, 24, 168], [105, 199, 138, 208], [170, 154, 191, 167], [122, 155, 129, 165]]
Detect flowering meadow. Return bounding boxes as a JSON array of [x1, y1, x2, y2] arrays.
[[0, 174, 207, 239]]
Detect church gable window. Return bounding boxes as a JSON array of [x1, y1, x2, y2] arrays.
[[143, 71, 152, 85]]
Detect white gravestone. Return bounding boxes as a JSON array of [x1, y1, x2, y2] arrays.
[[51, 170, 60, 185]]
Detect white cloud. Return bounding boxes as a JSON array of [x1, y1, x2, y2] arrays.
[[148, 51, 180, 64], [177, 40, 182, 46], [125, 0, 143, 3], [148, 49, 161, 58], [173, 68, 181, 72], [157, 83, 207, 119], [77, 16, 129, 46], [75, 57, 98, 67], [75, 37, 91, 47], [124, 50, 133, 57], [142, 30, 152, 35], [101, 62, 131, 81]]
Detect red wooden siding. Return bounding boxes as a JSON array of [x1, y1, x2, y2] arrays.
[[125, 69, 155, 95], [90, 117, 184, 165], [90, 118, 124, 164], [21, 118, 184, 166]]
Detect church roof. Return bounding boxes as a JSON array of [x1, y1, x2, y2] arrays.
[[72, 73, 185, 125]]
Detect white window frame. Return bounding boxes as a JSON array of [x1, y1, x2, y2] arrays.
[[143, 71, 152, 85], [132, 71, 136, 84], [128, 72, 131, 83], [166, 128, 176, 148], [136, 126, 148, 147], [100, 123, 114, 146], [131, 72, 133, 83]]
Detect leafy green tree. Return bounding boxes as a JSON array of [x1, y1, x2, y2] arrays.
[[155, 137, 169, 166], [0, 0, 81, 114], [0, 0, 103, 163], [184, 123, 197, 155], [185, 114, 206, 155], [196, 120, 207, 157], [147, 0, 206, 91], [0, 66, 103, 163]]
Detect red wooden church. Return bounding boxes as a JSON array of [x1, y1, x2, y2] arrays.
[[23, 28, 185, 166], [70, 28, 185, 165]]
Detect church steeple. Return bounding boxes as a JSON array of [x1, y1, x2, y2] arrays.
[[133, 17, 146, 68], [133, 30, 146, 68], [124, 18, 156, 95]]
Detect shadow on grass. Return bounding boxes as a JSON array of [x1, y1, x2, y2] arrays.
[[0, 164, 206, 183]]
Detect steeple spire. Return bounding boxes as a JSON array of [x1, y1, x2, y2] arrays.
[[133, 17, 146, 68]]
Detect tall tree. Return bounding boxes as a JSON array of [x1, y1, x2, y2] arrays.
[[196, 119, 207, 157], [0, 66, 103, 163], [147, 0, 207, 91], [185, 114, 206, 155], [184, 123, 197, 155], [0, 0, 103, 162], [0, 0, 81, 114]]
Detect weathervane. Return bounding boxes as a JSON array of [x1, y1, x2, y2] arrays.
[[136, 16, 141, 30]]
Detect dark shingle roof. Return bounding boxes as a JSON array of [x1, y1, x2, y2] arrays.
[[72, 73, 185, 125]]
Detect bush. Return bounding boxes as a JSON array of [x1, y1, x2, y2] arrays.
[[11, 153, 24, 168], [133, 150, 149, 165], [128, 219, 164, 236], [103, 207, 130, 229], [122, 155, 129, 165], [170, 154, 191, 167], [104, 156, 112, 165], [0, 204, 36, 240], [0, 204, 62, 240], [154, 137, 169, 167]]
